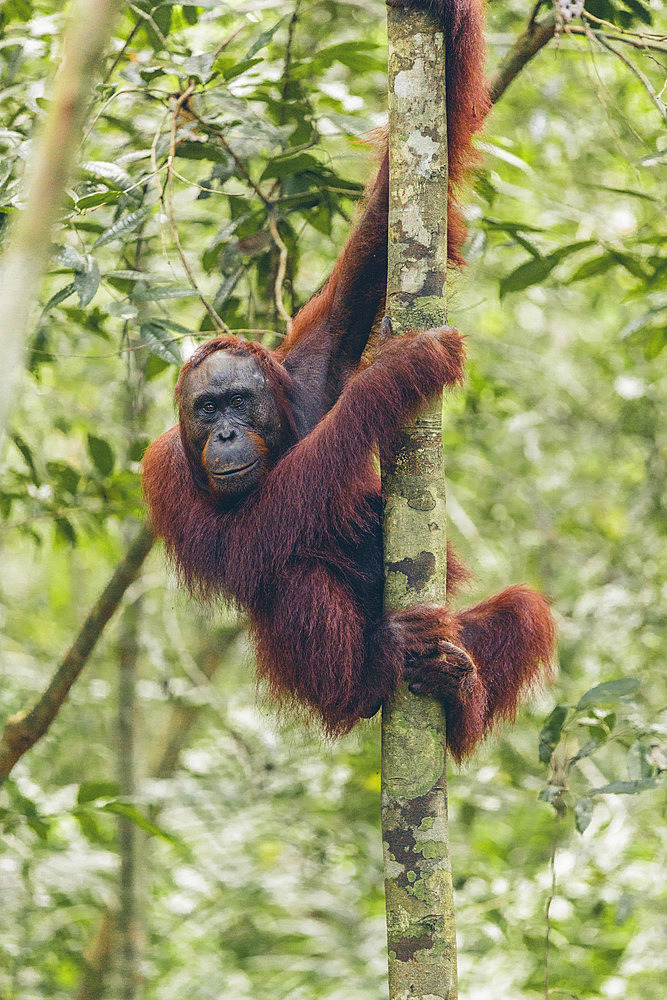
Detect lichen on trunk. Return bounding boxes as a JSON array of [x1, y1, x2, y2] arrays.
[[381, 5, 458, 998]]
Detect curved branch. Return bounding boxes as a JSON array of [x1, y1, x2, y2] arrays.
[[488, 13, 557, 105], [0, 525, 154, 783]]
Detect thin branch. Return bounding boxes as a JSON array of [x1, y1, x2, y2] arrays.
[[127, 2, 169, 50], [568, 26, 667, 55], [583, 20, 667, 123], [102, 19, 141, 85], [268, 213, 293, 333], [0, 525, 154, 783], [582, 9, 667, 41], [164, 87, 230, 333], [488, 13, 557, 105]]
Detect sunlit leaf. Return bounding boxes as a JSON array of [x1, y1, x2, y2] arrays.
[[577, 679, 640, 710], [87, 434, 115, 477]]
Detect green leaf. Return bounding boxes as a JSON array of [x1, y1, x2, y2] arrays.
[[574, 797, 593, 833], [140, 321, 182, 366], [627, 740, 653, 780], [568, 738, 602, 768], [81, 160, 134, 191], [92, 206, 151, 248], [43, 282, 77, 311], [46, 461, 80, 495], [261, 152, 323, 180], [55, 245, 86, 271], [577, 679, 640, 710], [77, 781, 120, 804], [539, 705, 568, 763], [619, 0, 653, 24], [54, 517, 76, 545], [608, 250, 647, 280], [483, 218, 545, 234], [500, 256, 555, 298], [245, 16, 288, 59], [570, 254, 615, 282], [478, 142, 533, 174], [100, 801, 180, 844], [75, 190, 122, 210], [174, 140, 229, 163], [219, 57, 262, 82], [74, 255, 100, 306], [11, 433, 39, 485], [589, 778, 657, 796], [87, 434, 115, 477], [130, 284, 197, 301]]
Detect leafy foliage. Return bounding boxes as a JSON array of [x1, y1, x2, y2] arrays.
[[0, 2, 665, 998]]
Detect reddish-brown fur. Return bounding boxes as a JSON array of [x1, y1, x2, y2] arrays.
[[143, 0, 556, 761]]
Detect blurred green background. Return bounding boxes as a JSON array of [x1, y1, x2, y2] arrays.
[[0, 1, 665, 997]]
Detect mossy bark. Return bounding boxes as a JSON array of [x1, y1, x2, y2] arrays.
[[381, 5, 457, 998]]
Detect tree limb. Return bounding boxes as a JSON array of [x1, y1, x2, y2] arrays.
[[0, 0, 125, 441], [0, 525, 154, 783], [488, 13, 557, 105]]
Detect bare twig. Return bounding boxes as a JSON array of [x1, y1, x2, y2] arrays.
[[128, 2, 169, 50], [568, 26, 667, 56], [164, 87, 230, 333], [583, 20, 667, 123], [268, 213, 293, 333], [0, 525, 154, 782], [102, 19, 141, 85]]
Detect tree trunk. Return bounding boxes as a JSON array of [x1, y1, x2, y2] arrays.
[[0, 0, 123, 440], [381, 6, 457, 999]]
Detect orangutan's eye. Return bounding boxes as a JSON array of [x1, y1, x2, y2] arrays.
[[230, 395, 245, 409]]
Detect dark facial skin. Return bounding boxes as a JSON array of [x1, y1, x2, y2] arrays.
[[178, 351, 284, 502]]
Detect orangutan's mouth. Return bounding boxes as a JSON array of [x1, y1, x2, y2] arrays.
[[210, 459, 258, 478]]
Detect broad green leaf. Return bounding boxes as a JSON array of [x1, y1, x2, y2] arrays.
[[608, 250, 647, 280], [54, 517, 76, 545], [81, 160, 134, 191], [55, 245, 85, 271], [11, 433, 39, 484], [75, 190, 121, 210], [589, 778, 657, 796], [174, 140, 229, 163], [74, 255, 100, 306], [577, 679, 640, 710], [500, 241, 597, 296], [483, 218, 545, 234], [140, 321, 183, 365], [500, 256, 555, 298], [87, 434, 115, 477], [574, 797, 593, 833], [77, 781, 120, 804], [244, 17, 288, 59], [219, 57, 262, 81], [568, 738, 602, 768], [619, 0, 653, 24], [539, 705, 568, 763], [261, 152, 323, 180], [100, 801, 180, 844], [92, 206, 151, 248], [570, 254, 615, 282]]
